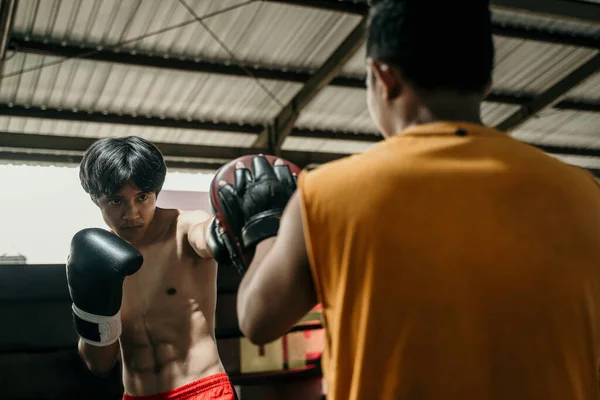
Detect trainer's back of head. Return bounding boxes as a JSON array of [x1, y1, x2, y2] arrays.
[[366, 0, 494, 94], [79, 136, 167, 202]]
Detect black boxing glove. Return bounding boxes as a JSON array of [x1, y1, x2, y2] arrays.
[[66, 228, 143, 347], [211, 155, 298, 274]]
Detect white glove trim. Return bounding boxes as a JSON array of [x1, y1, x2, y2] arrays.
[[72, 303, 122, 347]]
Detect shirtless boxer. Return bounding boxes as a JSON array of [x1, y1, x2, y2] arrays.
[[211, 1, 600, 400], [67, 136, 236, 399]]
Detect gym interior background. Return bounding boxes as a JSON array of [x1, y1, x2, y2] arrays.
[[0, 0, 599, 399]]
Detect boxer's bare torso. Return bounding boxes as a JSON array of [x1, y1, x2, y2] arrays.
[[119, 208, 224, 395]]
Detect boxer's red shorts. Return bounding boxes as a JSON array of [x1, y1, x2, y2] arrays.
[[122, 373, 236, 400]]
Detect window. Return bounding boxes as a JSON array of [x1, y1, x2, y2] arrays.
[[0, 164, 214, 264]]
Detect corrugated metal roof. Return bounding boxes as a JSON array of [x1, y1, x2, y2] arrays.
[[511, 110, 600, 148], [341, 42, 367, 77], [343, 27, 600, 96], [491, 8, 600, 38], [492, 37, 598, 93], [296, 86, 376, 134], [17, 1, 599, 98], [341, 38, 600, 95], [481, 102, 522, 126], [0, 52, 302, 124], [565, 71, 600, 101], [550, 154, 600, 169], [13, 0, 363, 72], [3, 0, 599, 169]]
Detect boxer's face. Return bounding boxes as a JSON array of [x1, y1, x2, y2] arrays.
[[97, 183, 157, 243]]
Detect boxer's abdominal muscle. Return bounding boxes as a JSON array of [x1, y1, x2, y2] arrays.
[[118, 226, 223, 396]]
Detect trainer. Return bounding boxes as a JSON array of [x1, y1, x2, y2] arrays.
[[209, 1, 600, 399]]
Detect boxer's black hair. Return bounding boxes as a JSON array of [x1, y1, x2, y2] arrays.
[[79, 136, 167, 202], [366, 0, 494, 94]]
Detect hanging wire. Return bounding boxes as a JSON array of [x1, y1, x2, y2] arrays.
[[177, 0, 284, 108]]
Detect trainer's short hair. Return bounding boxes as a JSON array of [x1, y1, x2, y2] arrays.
[[366, 0, 495, 94]]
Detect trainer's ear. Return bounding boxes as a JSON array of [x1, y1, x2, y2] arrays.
[[483, 79, 493, 98], [369, 59, 402, 100]]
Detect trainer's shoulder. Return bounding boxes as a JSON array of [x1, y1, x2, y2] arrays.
[[569, 164, 600, 192], [300, 142, 384, 185], [298, 149, 385, 206], [518, 144, 600, 195]]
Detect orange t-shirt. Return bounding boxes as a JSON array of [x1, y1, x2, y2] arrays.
[[298, 122, 600, 400]]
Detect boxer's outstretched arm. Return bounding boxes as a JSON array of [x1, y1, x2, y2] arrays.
[[186, 210, 214, 259], [237, 190, 318, 345], [78, 339, 120, 376]]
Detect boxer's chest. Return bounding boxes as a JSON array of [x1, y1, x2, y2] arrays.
[[121, 237, 187, 318], [119, 234, 216, 341]]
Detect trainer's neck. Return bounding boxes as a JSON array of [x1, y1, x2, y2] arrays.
[[393, 93, 484, 134]]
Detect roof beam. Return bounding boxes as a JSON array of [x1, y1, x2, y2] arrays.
[[3, 147, 599, 176], [0, 150, 227, 171], [0, 0, 17, 57], [483, 93, 600, 112], [0, 0, 18, 76], [9, 37, 365, 88], [5, 147, 599, 181], [533, 144, 600, 159], [554, 99, 600, 113], [0, 103, 378, 141], [2, 103, 599, 146], [496, 53, 600, 132], [268, 0, 369, 14], [1, 131, 599, 166], [3, 140, 599, 178], [0, 131, 254, 159], [252, 17, 368, 151], [491, 24, 600, 50], [490, 0, 600, 25], [0, 104, 263, 133], [0, 103, 384, 141], [293, 127, 379, 142], [272, 0, 600, 25], [0, 132, 348, 169]]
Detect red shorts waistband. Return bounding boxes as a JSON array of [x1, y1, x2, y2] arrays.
[[122, 373, 234, 400]]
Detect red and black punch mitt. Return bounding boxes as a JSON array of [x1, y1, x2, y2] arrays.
[[207, 154, 301, 275]]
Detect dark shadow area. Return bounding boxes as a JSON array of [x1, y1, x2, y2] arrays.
[[0, 264, 324, 399]]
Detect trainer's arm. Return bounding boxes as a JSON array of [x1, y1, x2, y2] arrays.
[[78, 339, 120, 376], [186, 210, 214, 259], [237, 190, 318, 345]]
